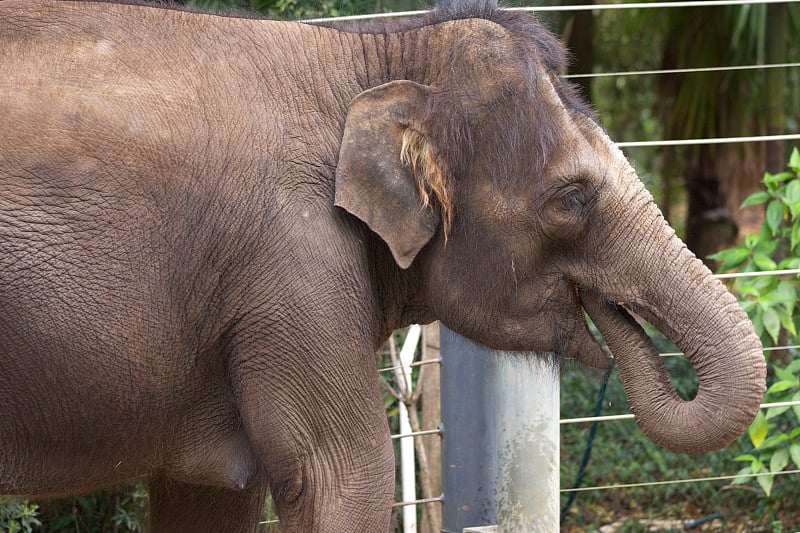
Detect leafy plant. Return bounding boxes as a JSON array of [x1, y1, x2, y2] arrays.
[[35, 485, 148, 533], [732, 357, 800, 497], [711, 147, 800, 498], [711, 147, 800, 347], [0, 499, 41, 533]]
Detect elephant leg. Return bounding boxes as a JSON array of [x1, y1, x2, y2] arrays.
[[230, 333, 395, 531], [147, 474, 268, 533]]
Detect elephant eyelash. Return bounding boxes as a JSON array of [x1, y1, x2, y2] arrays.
[[561, 189, 586, 210], [558, 178, 598, 214]]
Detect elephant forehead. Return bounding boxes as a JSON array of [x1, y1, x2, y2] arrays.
[[532, 75, 634, 186]]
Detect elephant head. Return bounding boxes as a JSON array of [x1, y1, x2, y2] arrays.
[[335, 13, 765, 454]]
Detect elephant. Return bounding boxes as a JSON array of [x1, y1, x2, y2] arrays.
[[0, 1, 766, 531]]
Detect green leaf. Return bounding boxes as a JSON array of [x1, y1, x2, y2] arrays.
[[732, 3, 751, 46], [778, 309, 797, 337], [789, 201, 800, 219], [787, 179, 800, 204], [741, 190, 771, 208], [709, 246, 750, 270], [771, 448, 790, 473], [751, 307, 765, 338], [789, 147, 800, 174], [735, 453, 758, 462], [751, 275, 777, 292], [794, 390, 800, 422], [757, 472, 774, 497], [753, 253, 778, 270], [738, 285, 760, 299], [779, 256, 800, 270], [749, 410, 769, 448], [763, 307, 781, 344], [745, 233, 760, 250], [759, 433, 790, 449], [765, 171, 795, 188], [766, 200, 785, 236], [759, 222, 773, 242], [775, 365, 798, 383], [765, 406, 791, 421], [792, 223, 800, 252], [732, 465, 753, 485], [776, 281, 798, 305], [766, 380, 797, 395], [785, 358, 800, 374], [791, 443, 800, 467]]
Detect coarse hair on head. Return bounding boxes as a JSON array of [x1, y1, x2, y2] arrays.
[[329, 3, 595, 237]]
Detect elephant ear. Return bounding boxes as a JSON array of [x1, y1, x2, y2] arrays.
[[335, 80, 444, 269]]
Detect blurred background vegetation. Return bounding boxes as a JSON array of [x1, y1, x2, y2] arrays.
[[2, 0, 799, 531]]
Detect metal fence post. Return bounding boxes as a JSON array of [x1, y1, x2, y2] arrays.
[[440, 325, 559, 532]]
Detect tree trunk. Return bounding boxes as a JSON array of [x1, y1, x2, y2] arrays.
[[658, 5, 769, 259], [684, 152, 737, 263], [563, 1, 594, 104], [765, 3, 787, 175]]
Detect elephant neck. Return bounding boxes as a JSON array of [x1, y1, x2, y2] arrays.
[[367, 233, 436, 347]]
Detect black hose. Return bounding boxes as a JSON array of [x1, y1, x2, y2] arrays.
[[560, 367, 613, 524]]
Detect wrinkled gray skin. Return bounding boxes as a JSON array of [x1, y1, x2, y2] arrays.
[[0, 1, 766, 531]]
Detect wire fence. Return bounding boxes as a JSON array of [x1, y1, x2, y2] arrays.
[[305, 0, 800, 22], [303, 0, 800, 525]]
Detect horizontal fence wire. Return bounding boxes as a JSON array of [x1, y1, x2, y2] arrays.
[[306, 0, 800, 23], [392, 495, 444, 508], [715, 268, 800, 279], [561, 468, 800, 493], [391, 427, 442, 440], [660, 344, 800, 357], [389, 469, 800, 507], [378, 357, 440, 374], [564, 61, 800, 79], [617, 133, 800, 148], [510, 0, 800, 12], [389, 469, 800, 505], [388, 384, 800, 430], [561, 401, 800, 425]]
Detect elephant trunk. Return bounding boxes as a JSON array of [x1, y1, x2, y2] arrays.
[[580, 220, 766, 455]]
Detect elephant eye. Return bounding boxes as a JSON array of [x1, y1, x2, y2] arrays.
[[562, 189, 586, 210]]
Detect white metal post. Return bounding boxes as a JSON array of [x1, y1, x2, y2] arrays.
[[399, 325, 422, 533], [440, 325, 560, 532], [494, 354, 560, 530]]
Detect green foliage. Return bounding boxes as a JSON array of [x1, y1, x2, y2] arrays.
[[710, 148, 800, 499], [186, 0, 404, 20], [710, 148, 800, 347], [35, 485, 148, 532], [732, 357, 800, 497], [0, 499, 41, 533], [731, 354, 800, 498]]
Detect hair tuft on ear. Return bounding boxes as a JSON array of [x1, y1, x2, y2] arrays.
[[400, 128, 454, 237]]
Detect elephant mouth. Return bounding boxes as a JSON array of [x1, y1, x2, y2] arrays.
[[578, 293, 647, 366]]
